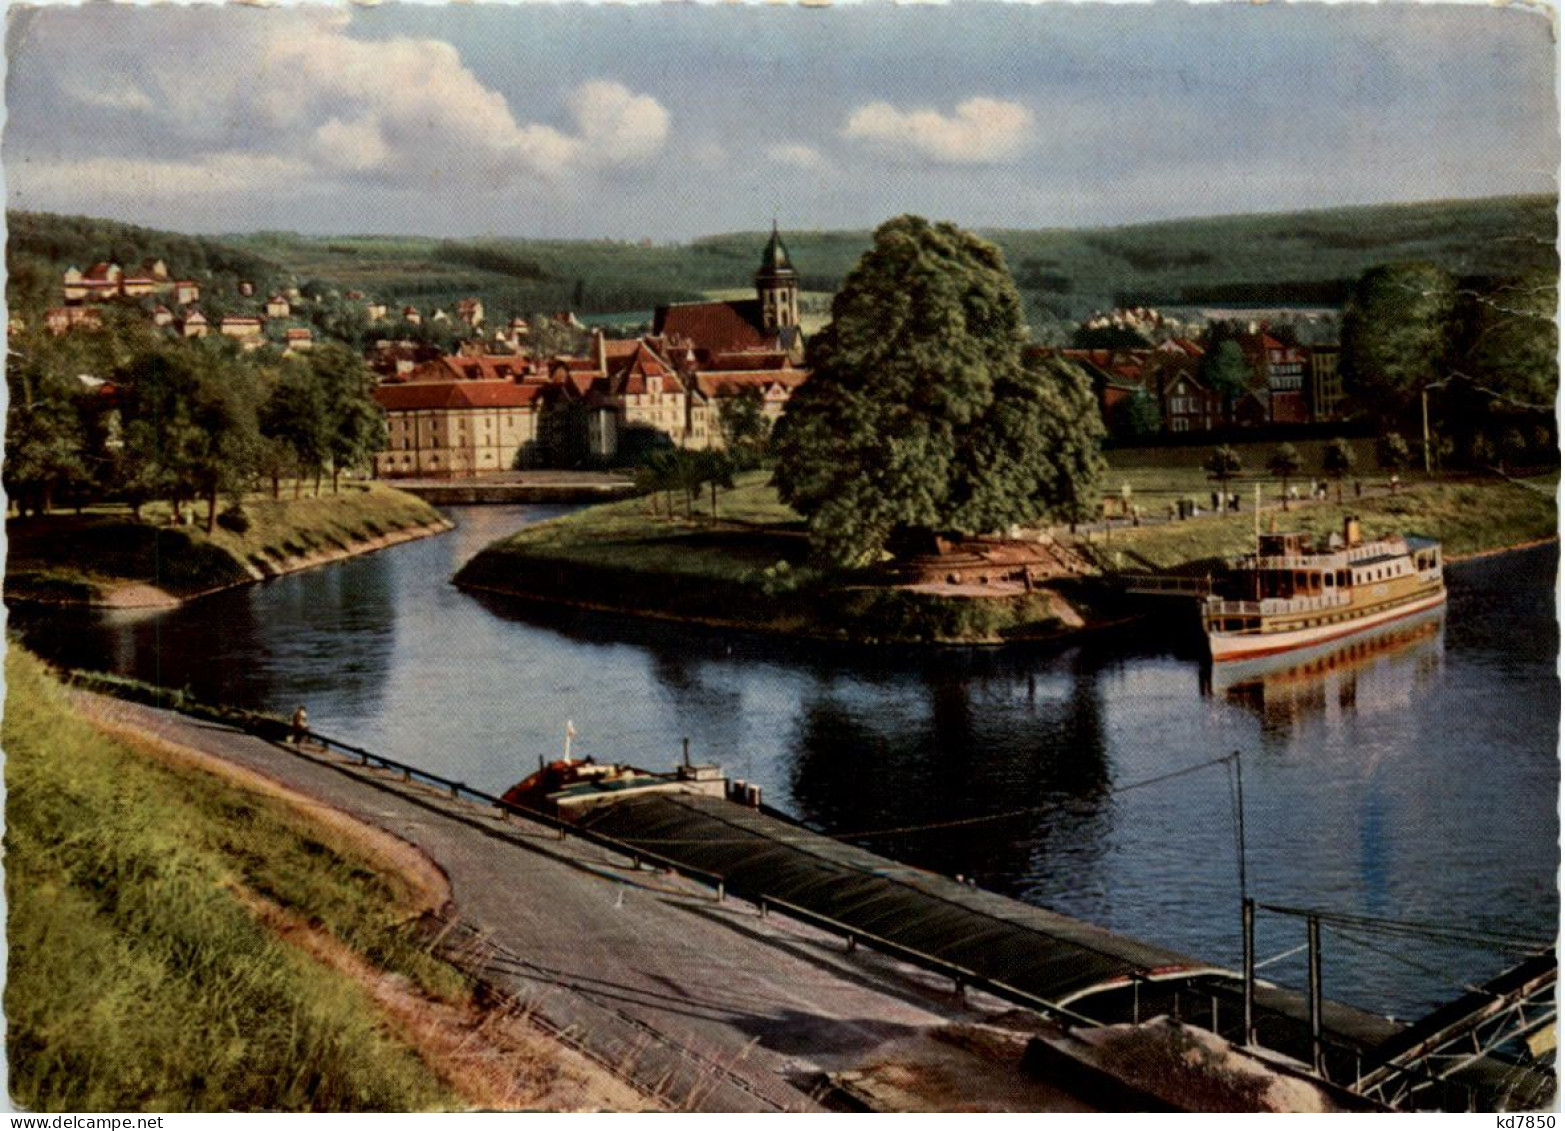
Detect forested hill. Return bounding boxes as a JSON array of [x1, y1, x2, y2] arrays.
[[228, 194, 1564, 326], [10, 194, 1556, 331], [7, 211, 288, 319]]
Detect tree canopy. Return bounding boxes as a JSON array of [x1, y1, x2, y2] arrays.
[[1200, 340, 1252, 424], [772, 215, 1103, 566], [1341, 263, 1457, 422]]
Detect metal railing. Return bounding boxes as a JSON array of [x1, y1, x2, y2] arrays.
[[64, 667, 727, 900], [754, 892, 1103, 1029], [1206, 593, 1352, 617], [63, 667, 1127, 1026]]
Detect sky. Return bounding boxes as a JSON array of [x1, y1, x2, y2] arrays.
[[3, 2, 1558, 241]]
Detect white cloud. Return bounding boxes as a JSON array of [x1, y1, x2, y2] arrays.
[[42, 12, 669, 192], [766, 143, 828, 171], [841, 97, 1033, 165], [567, 81, 671, 166]]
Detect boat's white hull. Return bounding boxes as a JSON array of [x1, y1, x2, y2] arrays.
[[1207, 588, 1448, 663]]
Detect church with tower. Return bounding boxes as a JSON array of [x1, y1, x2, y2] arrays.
[[651, 224, 804, 361]]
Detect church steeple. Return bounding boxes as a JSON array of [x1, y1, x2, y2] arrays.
[[754, 222, 799, 332]]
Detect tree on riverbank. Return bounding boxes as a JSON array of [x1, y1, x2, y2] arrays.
[[1267, 443, 1302, 510], [773, 215, 1103, 566]]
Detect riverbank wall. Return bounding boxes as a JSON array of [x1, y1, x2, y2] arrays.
[[387, 473, 635, 506]]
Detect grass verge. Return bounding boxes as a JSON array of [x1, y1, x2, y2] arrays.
[[1086, 476, 1558, 572], [5, 482, 447, 605], [3, 644, 471, 1111]]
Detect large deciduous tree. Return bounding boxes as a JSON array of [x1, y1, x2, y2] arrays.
[[1341, 263, 1457, 423], [772, 215, 1103, 566], [308, 344, 387, 492]]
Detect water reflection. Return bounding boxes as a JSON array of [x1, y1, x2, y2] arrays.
[[7, 511, 1557, 1022], [784, 658, 1114, 890], [1210, 610, 1446, 738]]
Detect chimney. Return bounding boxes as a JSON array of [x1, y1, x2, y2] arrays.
[[593, 329, 606, 374]]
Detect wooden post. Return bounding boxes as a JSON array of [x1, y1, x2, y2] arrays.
[[1242, 897, 1257, 1047], [1308, 915, 1324, 1075]]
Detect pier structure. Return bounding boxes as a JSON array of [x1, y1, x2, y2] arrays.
[[554, 768, 1555, 1111]]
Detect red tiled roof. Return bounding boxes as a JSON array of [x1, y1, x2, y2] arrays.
[[653, 299, 773, 353], [692, 369, 807, 398], [690, 350, 796, 372], [375, 381, 545, 411], [406, 355, 542, 383], [608, 341, 683, 396]]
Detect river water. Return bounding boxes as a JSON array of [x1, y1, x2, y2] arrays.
[[12, 505, 1558, 1023]]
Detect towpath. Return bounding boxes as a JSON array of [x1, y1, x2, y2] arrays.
[[74, 691, 1088, 1113]]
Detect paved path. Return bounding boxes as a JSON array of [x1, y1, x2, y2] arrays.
[[80, 693, 1079, 1112]]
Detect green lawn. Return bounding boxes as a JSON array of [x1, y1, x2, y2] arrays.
[[458, 472, 1072, 643], [494, 471, 810, 584], [1089, 475, 1557, 571], [4, 647, 465, 1111]]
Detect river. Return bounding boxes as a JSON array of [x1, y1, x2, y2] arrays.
[[12, 504, 1558, 1024]]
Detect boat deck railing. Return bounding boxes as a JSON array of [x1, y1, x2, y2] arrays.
[[1207, 593, 1353, 617]]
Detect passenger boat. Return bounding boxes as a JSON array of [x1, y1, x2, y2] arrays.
[[1203, 516, 1446, 663]]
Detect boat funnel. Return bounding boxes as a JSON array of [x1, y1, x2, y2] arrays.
[[1344, 516, 1362, 547]]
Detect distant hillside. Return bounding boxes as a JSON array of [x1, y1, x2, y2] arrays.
[[230, 194, 1556, 328], [7, 211, 288, 319], [12, 195, 1555, 334]]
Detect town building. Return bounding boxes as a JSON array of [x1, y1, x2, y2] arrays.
[[284, 327, 314, 353], [1253, 333, 1310, 424], [120, 268, 159, 298], [62, 263, 123, 304], [456, 298, 485, 327], [174, 280, 201, 306], [369, 229, 811, 475], [151, 305, 174, 328], [1308, 345, 1344, 422], [653, 225, 803, 359], [402, 306, 422, 326], [45, 306, 103, 335], [265, 294, 291, 319], [181, 309, 209, 338], [219, 315, 264, 346], [374, 361, 549, 478]]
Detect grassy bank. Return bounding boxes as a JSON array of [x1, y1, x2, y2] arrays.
[[1087, 476, 1558, 572], [5, 482, 448, 605], [457, 470, 1555, 645], [3, 646, 466, 1110], [456, 473, 1075, 644]]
